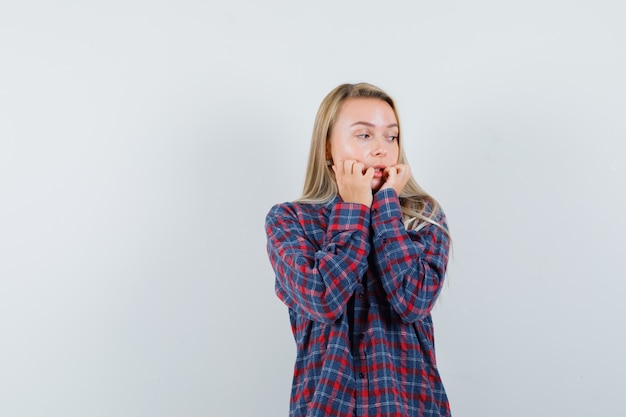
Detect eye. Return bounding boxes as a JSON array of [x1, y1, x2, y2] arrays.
[[357, 133, 371, 139], [387, 135, 398, 141]]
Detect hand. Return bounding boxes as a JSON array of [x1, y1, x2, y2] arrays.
[[332, 160, 375, 207], [380, 164, 411, 195]]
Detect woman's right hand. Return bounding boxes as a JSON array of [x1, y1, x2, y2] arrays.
[[332, 160, 375, 207]]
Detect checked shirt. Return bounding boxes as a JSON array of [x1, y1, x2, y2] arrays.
[[266, 188, 451, 417]]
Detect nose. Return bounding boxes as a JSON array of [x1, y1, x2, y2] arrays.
[[371, 140, 388, 157]]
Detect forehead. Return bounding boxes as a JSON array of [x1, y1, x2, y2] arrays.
[[336, 97, 397, 123]]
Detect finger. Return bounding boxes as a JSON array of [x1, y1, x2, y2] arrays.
[[384, 166, 397, 179], [342, 160, 354, 175], [396, 164, 407, 175], [396, 164, 410, 177], [363, 166, 375, 179], [353, 162, 365, 175], [335, 160, 349, 176]]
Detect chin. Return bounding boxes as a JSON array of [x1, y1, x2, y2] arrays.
[[371, 180, 384, 192]]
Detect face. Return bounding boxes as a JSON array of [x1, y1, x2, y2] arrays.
[[328, 97, 400, 191]]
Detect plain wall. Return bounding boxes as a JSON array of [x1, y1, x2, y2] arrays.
[[1, 1, 625, 416]]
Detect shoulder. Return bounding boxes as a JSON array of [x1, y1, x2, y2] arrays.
[[403, 197, 449, 236], [421, 200, 450, 240], [423, 199, 446, 223], [265, 200, 334, 247], [265, 200, 330, 226], [266, 201, 297, 221]]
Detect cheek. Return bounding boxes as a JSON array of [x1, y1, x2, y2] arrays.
[[331, 141, 360, 161], [391, 145, 400, 162]]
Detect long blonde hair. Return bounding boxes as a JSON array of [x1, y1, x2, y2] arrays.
[[297, 82, 446, 233]]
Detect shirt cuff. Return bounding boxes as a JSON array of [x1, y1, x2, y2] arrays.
[[371, 188, 403, 222], [327, 202, 371, 232]]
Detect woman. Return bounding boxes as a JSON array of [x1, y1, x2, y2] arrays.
[[265, 82, 452, 417]]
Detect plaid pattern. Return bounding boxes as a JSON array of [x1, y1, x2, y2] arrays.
[[266, 188, 451, 417]]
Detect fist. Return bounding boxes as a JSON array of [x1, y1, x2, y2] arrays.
[[380, 164, 411, 195], [332, 160, 375, 207]]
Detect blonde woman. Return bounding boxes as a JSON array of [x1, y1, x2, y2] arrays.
[[265, 83, 452, 417]]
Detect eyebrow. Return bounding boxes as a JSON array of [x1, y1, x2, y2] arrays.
[[350, 121, 399, 128]]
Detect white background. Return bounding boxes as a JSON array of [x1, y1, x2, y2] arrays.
[[1, 1, 625, 416]]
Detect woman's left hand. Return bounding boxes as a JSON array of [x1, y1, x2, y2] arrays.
[[380, 164, 411, 195]]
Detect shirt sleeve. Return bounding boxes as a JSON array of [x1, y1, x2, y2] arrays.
[[370, 188, 451, 324], [265, 201, 371, 323]]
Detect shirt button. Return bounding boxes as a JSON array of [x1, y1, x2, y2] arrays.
[[359, 333, 365, 339], [359, 372, 365, 378], [358, 292, 364, 298]]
